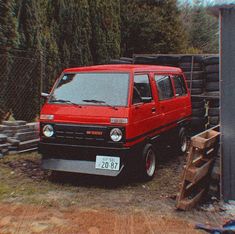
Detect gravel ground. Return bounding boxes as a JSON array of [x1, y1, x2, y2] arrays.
[[0, 150, 231, 233]]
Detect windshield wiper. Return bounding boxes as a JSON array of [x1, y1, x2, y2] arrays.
[[50, 99, 82, 108], [82, 99, 118, 110]]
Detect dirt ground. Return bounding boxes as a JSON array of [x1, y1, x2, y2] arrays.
[[0, 150, 229, 233]]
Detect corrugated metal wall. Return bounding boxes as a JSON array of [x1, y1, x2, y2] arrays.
[[221, 7, 235, 200]]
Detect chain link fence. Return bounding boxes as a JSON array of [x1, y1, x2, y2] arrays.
[[0, 49, 46, 122]]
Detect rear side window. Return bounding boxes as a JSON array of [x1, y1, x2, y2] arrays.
[[155, 75, 174, 101], [173, 75, 187, 96], [132, 74, 152, 104]]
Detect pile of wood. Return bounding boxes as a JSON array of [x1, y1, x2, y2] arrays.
[[0, 121, 39, 156], [176, 126, 220, 210]]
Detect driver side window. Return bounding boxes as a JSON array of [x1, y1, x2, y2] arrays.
[[132, 74, 152, 104]]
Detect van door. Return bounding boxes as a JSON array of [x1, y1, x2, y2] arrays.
[[129, 74, 156, 144], [154, 74, 176, 131]]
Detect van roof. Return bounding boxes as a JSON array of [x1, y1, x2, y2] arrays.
[[64, 64, 182, 73]]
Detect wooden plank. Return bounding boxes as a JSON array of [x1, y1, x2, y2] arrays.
[[192, 130, 220, 149], [176, 188, 206, 210], [176, 146, 194, 203], [185, 158, 214, 184]]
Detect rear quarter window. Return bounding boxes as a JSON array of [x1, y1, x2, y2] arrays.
[[155, 75, 174, 101], [172, 75, 187, 96]]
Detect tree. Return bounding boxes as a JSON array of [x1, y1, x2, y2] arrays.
[[89, 0, 121, 64], [179, 0, 219, 53], [121, 0, 188, 56], [0, 0, 18, 48], [0, 0, 19, 120]]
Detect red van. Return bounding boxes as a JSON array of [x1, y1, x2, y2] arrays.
[[39, 65, 192, 180]]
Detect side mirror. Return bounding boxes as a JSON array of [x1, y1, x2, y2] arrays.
[[41, 93, 49, 98], [142, 97, 152, 103]]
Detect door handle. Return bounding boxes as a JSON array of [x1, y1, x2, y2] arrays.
[[152, 107, 156, 113]]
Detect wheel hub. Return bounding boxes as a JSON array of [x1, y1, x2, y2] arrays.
[[145, 149, 156, 177]]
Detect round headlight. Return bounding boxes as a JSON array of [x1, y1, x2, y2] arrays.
[[42, 124, 54, 137], [110, 128, 122, 142]]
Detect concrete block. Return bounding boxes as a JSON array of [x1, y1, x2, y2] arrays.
[[0, 143, 10, 150], [7, 138, 20, 146], [26, 122, 40, 131], [15, 131, 39, 141], [2, 130, 14, 137], [0, 134, 7, 143], [18, 138, 39, 151], [0, 125, 10, 131], [2, 120, 27, 126]]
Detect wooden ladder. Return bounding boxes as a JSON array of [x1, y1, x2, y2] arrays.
[[176, 126, 220, 210]]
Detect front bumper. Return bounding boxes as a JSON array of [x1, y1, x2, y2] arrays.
[[42, 158, 124, 176], [39, 142, 134, 177]]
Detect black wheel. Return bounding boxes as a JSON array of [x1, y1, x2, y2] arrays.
[[208, 116, 220, 125], [180, 55, 203, 63], [203, 56, 219, 65], [184, 71, 204, 80], [192, 99, 205, 108], [208, 107, 220, 116], [175, 128, 188, 154], [186, 80, 204, 88], [109, 59, 131, 64], [205, 64, 219, 73], [190, 88, 203, 95], [157, 55, 179, 65], [205, 73, 219, 82], [191, 117, 208, 128], [207, 124, 217, 129], [209, 99, 220, 108], [120, 57, 133, 63], [141, 144, 157, 181], [179, 62, 202, 72], [192, 108, 206, 117], [206, 82, 219, 92]]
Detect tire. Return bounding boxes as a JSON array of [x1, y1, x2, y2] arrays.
[[180, 55, 203, 63], [205, 64, 219, 73], [206, 91, 220, 97], [179, 62, 202, 72], [191, 126, 206, 135], [190, 88, 203, 95], [205, 73, 219, 82], [192, 99, 205, 108], [192, 108, 206, 117], [186, 80, 204, 88], [134, 56, 157, 65], [141, 144, 157, 181], [207, 124, 217, 129], [184, 71, 204, 80], [156, 55, 179, 65], [175, 127, 188, 154], [109, 59, 131, 64], [203, 56, 219, 65], [208, 107, 220, 116], [120, 57, 133, 63], [208, 116, 220, 125], [191, 117, 207, 127], [209, 99, 220, 108], [206, 82, 219, 92]]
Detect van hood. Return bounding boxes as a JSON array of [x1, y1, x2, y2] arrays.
[[40, 104, 129, 125]]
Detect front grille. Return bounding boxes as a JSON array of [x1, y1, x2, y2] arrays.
[[41, 123, 125, 147]]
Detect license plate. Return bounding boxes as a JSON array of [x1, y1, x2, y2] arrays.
[[95, 156, 120, 171]]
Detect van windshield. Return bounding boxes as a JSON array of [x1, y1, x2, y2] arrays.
[[49, 73, 130, 107]]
